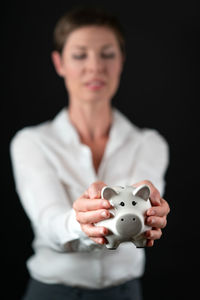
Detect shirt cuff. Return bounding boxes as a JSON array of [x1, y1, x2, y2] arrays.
[[66, 209, 87, 239], [62, 209, 99, 252]]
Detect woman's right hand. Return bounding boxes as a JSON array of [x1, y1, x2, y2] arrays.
[[73, 181, 112, 244]]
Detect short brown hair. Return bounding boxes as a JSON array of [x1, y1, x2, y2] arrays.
[[53, 5, 126, 55]]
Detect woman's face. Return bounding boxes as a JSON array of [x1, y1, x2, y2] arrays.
[[53, 26, 124, 105]]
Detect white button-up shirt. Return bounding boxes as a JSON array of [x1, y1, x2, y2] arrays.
[[10, 107, 169, 289]]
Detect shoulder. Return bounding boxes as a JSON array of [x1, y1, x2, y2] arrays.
[[10, 121, 51, 153], [136, 128, 170, 175], [140, 128, 169, 151], [114, 108, 169, 152], [10, 108, 68, 154]]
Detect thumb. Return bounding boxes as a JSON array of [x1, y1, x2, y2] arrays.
[[88, 181, 107, 199]]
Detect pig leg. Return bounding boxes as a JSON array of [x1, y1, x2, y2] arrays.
[[105, 235, 120, 249], [132, 234, 147, 248]]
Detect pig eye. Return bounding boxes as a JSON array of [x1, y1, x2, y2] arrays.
[[120, 202, 125, 206], [132, 201, 137, 206]]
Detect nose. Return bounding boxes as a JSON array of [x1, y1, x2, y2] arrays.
[[116, 214, 142, 237], [86, 54, 105, 73]]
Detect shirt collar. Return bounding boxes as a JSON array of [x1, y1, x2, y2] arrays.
[[52, 106, 139, 149]]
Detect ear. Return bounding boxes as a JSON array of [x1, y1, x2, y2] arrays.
[[51, 51, 65, 77], [101, 186, 118, 200], [133, 185, 150, 201]]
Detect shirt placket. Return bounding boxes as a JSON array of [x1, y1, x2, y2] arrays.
[[80, 144, 98, 185]]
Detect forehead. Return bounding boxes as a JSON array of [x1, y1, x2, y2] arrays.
[[65, 26, 119, 49]]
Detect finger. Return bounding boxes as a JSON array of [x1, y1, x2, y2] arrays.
[[150, 189, 161, 206], [146, 239, 154, 247], [90, 237, 107, 245], [81, 224, 109, 237], [83, 190, 89, 197], [88, 181, 107, 199], [76, 209, 111, 224], [73, 197, 111, 212], [161, 197, 170, 214], [146, 198, 170, 217], [146, 216, 167, 229], [133, 180, 161, 205], [145, 228, 162, 240]]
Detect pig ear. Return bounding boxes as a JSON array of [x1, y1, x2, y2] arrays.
[[101, 186, 118, 200], [134, 184, 150, 201]]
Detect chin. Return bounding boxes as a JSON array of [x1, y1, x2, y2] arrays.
[[83, 89, 116, 104], [80, 93, 110, 104]]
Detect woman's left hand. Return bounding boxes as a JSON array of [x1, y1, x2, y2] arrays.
[[133, 180, 170, 247]]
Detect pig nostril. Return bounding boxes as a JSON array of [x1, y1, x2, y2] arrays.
[[121, 218, 124, 221], [133, 218, 136, 221]]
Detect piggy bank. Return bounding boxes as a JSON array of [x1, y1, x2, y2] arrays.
[[96, 184, 152, 249]]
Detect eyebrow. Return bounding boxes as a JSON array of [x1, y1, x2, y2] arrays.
[[72, 44, 115, 50]]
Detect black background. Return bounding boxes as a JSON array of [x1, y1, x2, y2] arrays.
[[2, 1, 199, 299]]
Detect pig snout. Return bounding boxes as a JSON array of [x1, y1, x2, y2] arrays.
[[116, 214, 142, 237]]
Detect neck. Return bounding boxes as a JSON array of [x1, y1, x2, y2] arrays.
[[68, 100, 112, 144]]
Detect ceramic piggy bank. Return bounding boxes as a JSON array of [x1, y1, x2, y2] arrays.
[[97, 184, 152, 249]]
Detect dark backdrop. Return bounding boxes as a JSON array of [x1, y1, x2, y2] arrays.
[[2, 1, 199, 299]]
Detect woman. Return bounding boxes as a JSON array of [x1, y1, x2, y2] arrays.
[[10, 6, 170, 300]]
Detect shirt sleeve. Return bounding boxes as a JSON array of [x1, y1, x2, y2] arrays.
[[10, 129, 97, 252], [133, 129, 170, 197]]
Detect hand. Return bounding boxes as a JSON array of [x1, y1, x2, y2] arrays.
[[73, 181, 112, 245], [133, 180, 170, 247]]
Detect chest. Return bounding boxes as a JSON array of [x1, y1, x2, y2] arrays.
[[44, 137, 141, 195], [84, 138, 108, 173]]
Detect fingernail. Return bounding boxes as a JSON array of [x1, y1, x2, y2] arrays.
[[101, 228, 107, 235], [99, 238, 105, 244], [145, 231, 151, 238], [156, 196, 161, 205], [101, 228, 105, 234], [147, 209, 155, 216], [101, 211, 109, 218], [150, 218, 155, 224], [102, 201, 110, 208]]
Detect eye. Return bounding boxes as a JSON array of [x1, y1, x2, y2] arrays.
[[101, 53, 116, 59], [72, 54, 87, 59], [120, 202, 125, 206], [132, 201, 137, 206]]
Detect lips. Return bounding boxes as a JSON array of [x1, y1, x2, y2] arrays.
[[85, 79, 106, 90]]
